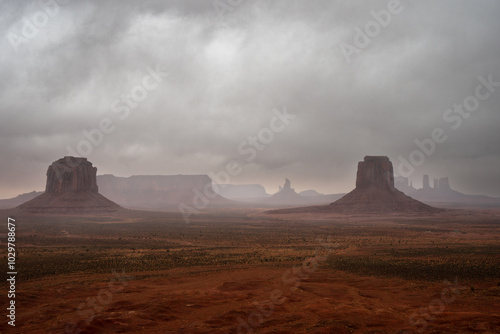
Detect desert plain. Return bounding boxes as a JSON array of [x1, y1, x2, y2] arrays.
[[1, 207, 499, 334]]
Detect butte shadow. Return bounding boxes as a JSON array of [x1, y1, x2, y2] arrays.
[[267, 156, 444, 215]]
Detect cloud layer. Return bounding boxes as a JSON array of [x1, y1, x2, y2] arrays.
[[1, 0, 499, 198]]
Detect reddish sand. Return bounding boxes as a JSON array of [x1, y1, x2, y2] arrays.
[[1, 207, 498, 333], [3, 265, 499, 334]]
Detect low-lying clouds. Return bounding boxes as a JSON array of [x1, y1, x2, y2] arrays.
[[1, 0, 499, 198]]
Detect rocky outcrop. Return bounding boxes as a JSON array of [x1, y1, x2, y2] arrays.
[[355, 156, 394, 191], [423, 175, 431, 189], [45, 157, 98, 193], [268, 156, 442, 215], [394, 176, 415, 195], [437, 177, 450, 190], [396, 175, 451, 195], [18, 157, 121, 214], [395, 175, 500, 207], [282, 178, 292, 191], [268, 178, 306, 205], [328, 156, 441, 213]]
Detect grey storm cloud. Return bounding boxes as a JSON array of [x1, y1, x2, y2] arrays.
[[0, 0, 499, 198]]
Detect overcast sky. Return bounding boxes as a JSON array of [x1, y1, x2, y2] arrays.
[[1, 0, 499, 198]]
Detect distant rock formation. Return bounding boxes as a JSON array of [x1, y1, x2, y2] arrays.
[[18, 157, 121, 214], [213, 182, 342, 205], [328, 156, 441, 213], [213, 184, 270, 199], [268, 156, 442, 215], [397, 175, 457, 196], [395, 175, 500, 206], [421, 174, 449, 191], [0, 191, 43, 209], [282, 178, 292, 191], [97, 174, 230, 209], [423, 175, 431, 189], [268, 178, 306, 205], [438, 177, 450, 190], [299, 189, 324, 197], [394, 176, 415, 195]]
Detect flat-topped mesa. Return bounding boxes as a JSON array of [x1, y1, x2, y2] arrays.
[[355, 156, 394, 192], [46, 157, 98, 193]]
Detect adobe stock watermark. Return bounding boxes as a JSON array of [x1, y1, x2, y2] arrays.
[[408, 277, 467, 333], [397, 74, 499, 178], [6, 0, 71, 53], [51, 64, 168, 183], [65, 64, 167, 158], [62, 269, 135, 334], [339, 0, 408, 64], [178, 107, 296, 224], [212, 0, 246, 27]]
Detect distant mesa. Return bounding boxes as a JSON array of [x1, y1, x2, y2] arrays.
[[269, 156, 443, 214], [212, 181, 342, 205], [97, 174, 230, 209], [18, 157, 121, 214], [299, 189, 324, 197], [212, 183, 270, 199], [0, 190, 42, 209], [396, 174, 500, 206]]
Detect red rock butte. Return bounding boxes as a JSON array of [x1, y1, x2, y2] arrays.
[[328, 156, 442, 214], [268, 156, 442, 215], [18, 157, 121, 214]]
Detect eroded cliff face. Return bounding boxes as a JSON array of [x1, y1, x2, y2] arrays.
[[329, 156, 442, 214], [355, 156, 394, 191], [46, 157, 98, 193], [18, 157, 120, 214]]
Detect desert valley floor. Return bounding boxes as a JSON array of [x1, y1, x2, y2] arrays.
[[1, 208, 499, 333]]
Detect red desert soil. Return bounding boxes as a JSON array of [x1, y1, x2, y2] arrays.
[[4, 265, 499, 334]]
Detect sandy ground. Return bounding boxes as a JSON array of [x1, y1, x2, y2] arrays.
[[0, 265, 497, 334], [1, 207, 499, 333]]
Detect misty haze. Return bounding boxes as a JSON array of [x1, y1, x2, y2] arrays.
[[1, 1, 499, 333]]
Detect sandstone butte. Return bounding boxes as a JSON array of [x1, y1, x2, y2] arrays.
[[269, 156, 443, 214], [18, 156, 121, 214], [328, 156, 442, 213]]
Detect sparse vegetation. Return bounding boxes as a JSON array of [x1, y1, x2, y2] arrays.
[[326, 251, 500, 281], [2, 212, 499, 284]]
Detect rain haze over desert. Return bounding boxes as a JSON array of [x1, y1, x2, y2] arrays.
[[1, 1, 500, 333]]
